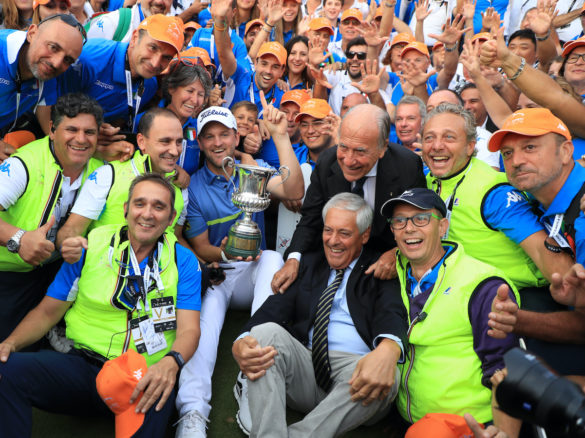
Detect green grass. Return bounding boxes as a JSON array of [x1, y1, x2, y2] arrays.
[[32, 310, 398, 437]]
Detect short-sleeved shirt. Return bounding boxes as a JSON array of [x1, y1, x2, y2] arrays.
[[391, 73, 438, 105], [185, 160, 272, 247], [0, 30, 58, 133], [85, 3, 144, 43], [482, 184, 545, 245], [47, 244, 201, 311], [188, 27, 252, 84], [58, 38, 158, 126], [534, 164, 585, 264], [294, 144, 316, 170]]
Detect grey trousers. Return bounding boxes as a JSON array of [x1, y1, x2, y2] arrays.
[[248, 322, 400, 438]]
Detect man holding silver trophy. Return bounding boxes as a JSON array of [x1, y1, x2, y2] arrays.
[[175, 92, 304, 437]]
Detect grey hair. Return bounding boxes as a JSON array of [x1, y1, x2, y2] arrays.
[[397, 95, 427, 119], [342, 104, 390, 150], [322, 193, 373, 234], [424, 102, 477, 144]]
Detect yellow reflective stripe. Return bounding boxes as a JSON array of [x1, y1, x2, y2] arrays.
[[206, 211, 242, 226]]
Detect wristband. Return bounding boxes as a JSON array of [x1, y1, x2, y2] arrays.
[[544, 239, 562, 253], [508, 57, 526, 81], [262, 24, 272, 33], [444, 42, 458, 52], [384, 1, 395, 7], [535, 28, 551, 41], [214, 19, 228, 31], [221, 250, 230, 262]]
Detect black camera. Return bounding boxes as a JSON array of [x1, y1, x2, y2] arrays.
[[495, 348, 585, 437]]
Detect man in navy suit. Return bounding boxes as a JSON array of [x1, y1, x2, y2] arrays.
[[232, 193, 408, 437]]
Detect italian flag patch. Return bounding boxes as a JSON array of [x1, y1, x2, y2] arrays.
[[186, 128, 196, 141]]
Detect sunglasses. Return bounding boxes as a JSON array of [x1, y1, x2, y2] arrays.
[[345, 51, 367, 60], [38, 13, 87, 44], [170, 56, 214, 79]]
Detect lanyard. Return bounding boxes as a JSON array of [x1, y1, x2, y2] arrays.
[[125, 55, 145, 132], [249, 80, 275, 117], [10, 70, 44, 133], [544, 214, 571, 248], [432, 161, 472, 239], [127, 241, 165, 313]]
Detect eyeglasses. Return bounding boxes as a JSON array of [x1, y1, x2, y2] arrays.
[[299, 120, 326, 129], [388, 212, 442, 230], [345, 51, 366, 60], [566, 53, 585, 64], [38, 13, 87, 44], [170, 56, 213, 78]]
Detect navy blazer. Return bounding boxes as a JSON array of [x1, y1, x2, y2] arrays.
[[242, 248, 408, 351]]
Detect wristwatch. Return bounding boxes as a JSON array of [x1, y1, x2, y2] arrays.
[[6, 229, 25, 253], [165, 350, 185, 370]]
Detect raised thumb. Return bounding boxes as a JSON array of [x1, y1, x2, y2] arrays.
[[40, 215, 56, 233]]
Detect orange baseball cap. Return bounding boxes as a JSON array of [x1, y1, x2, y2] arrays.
[[137, 14, 184, 54], [295, 98, 332, 122], [281, 89, 311, 108], [432, 41, 444, 51], [3, 130, 36, 149], [33, 0, 70, 9], [375, 6, 384, 18], [245, 19, 264, 35], [401, 41, 430, 58], [405, 413, 479, 438], [471, 32, 490, 44], [488, 108, 572, 152], [391, 32, 415, 48], [562, 36, 585, 57], [309, 17, 334, 35], [96, 350, 148, 438], [183, 21, 201, 31], [341, 8, 362, 23], [179, 47, 213, 67], [257, 41, 287, 65]]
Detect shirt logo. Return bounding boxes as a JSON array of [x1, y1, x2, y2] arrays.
[[96, 18, 104, 29], [506, 191, 523, 208], [94, 80, 114, 90], [443, 287, 451, 295], [0, 77, 10, 86], [88, 171, 98, 183], [0, 162, 10, 177]]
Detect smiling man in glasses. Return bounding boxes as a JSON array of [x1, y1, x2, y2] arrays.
[[0, 13, 85, 161], [381, 187, 520, 436]]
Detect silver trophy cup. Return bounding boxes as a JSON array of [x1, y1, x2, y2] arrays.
[[222, 156, 289, 258]]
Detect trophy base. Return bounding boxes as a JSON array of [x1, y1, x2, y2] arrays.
[[225, 220, 262, 259]]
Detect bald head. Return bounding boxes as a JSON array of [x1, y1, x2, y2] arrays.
[[340, 93, 368, 118], [426, 89, 462, 112]]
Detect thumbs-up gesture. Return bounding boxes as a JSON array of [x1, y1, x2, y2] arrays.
[[61, 236, 88, 264], [487, 283, 518, 339], [208, 84, 226, 107], [259, 90, 287, 137], [243, 124, 262, 155], [19, 216, 56, 266]]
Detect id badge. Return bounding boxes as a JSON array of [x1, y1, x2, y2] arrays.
[[130, 315, 149, 354], [151, 296, 177, 333], [138, 317, 167, 355]]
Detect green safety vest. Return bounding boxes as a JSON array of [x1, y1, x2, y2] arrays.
[[65, 224, 179, 366], [90, 151, 184, 232], [427, 158, 546, 289], [396, 241, 520, 424], [0, 137, 101, 272]]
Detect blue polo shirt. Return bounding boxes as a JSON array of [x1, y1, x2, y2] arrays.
[[0, 30, 58, 132], [58, 39, 157, 125], [197, 8, 212, 27], [572, 137, 585, 160], [391, 73, 438, 105], [185, 159, 271, 247], [226, 65, 285, 167], [47, 245, 202, 311], [188, 27, 252, 83], [534, 164, 585, 264]]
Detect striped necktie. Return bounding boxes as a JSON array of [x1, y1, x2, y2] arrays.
[[312, 268, 345, 391]]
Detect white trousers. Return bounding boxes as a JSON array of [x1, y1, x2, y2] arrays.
[[176, 250, 284, 417]]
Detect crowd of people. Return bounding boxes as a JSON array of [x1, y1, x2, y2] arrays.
[[0, 0, 584, 436]]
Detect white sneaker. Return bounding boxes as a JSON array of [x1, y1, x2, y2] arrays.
[[234, 372, 252, 436], [175, 410, 209, 438], [47, 326, 73, 353]]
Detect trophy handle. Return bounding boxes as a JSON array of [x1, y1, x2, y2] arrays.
[[272, 165, 290, 188], [222, 156, 237, 192]]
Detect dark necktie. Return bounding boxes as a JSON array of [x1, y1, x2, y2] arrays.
[[351, 177, 367, 198], [312, 269, 345, 392]]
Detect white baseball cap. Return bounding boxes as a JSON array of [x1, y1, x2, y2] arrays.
[[197, 106, 238, 136]]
